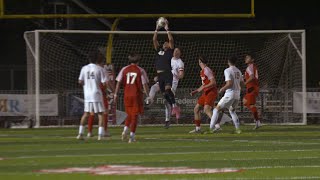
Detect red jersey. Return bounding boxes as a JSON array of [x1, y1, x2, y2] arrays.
[[116, 64, 147, 106], [200, 66, 217, 93], [245, 63, 259, 89]]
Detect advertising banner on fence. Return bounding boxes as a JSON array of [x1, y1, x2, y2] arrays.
[[0, 94, 58, 116], [293, 92, 320, 113]]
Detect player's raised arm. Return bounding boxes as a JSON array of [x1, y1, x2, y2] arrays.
[[165, 22, 174, 49], [153, 25, 160, 50]]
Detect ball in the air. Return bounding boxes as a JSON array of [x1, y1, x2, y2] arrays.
[[156, 17, 167, 28]]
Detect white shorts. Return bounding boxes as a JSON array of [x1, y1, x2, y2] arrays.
[[217, 96, 239, 111], [84, 102, 105, 113]]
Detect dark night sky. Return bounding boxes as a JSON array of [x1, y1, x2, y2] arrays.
[[0, 0, 320, 89]]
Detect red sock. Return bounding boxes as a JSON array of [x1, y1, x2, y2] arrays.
[[194, 120, 201, 127], [88, 115, 94, 133], [130, 115, 138, 133], [104, 114, 108, 131], [250, 106, 259, 120]]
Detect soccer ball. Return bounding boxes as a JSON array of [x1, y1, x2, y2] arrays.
[[156, 17, 167, 28]]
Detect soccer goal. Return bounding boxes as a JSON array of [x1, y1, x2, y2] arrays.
[[24, 30, 306, 127]]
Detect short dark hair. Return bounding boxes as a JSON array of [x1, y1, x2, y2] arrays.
[[245, 52, 256, 60], [128, 52, 141, 64], [228, 56, 238, 65], [89, 50, 104, 64], [198, 55, 208, 64]]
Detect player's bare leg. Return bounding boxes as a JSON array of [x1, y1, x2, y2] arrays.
[[87, 112, 94, 137], [243, 98, 261, 129], [190, 104, 202, 133], [97, 112, 105, 140], [77, 112, 89, 140]]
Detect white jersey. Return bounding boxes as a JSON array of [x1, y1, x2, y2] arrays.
[[78, 63, 107, 103], [171, 57, 184, 82], [223, 66, 243, 99]]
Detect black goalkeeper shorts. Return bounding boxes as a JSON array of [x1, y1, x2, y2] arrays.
[[157, 71, 173, 93]]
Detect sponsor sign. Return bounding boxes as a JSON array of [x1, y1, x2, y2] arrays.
[[0, 94, 58, 116], [293, 92, 320, 113]]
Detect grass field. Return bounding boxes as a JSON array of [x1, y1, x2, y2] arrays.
[[0, 125, 319, 179]]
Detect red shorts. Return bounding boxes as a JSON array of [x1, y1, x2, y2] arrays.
[[124, 96, 143, 115], [197, 90, 217, 107], [244, 86, 259, 105]]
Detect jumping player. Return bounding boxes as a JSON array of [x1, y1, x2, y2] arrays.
[[189, 56, 218, 133], [77, 50, 107, 140], [243, 53, 261, 129], [147, 47, 184, 128], [153, 20, 181, 120], [114, 53, 149, 143]]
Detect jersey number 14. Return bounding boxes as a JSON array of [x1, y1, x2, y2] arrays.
[[126, 72, 137, 84]]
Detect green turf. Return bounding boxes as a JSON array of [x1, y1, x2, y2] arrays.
[[0, 125, 319, 179]]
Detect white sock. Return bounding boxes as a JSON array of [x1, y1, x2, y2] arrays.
[[123, 126, 129, 133], [130, 132, 135, 139], [165, 103, 171, 121], [98, 126, 104, 136], [172, 103, 176, 108], [229, 110, 240, 129], [256, 120, 261, 126], [210, 108, 219, 129], [196, 126, 201, 131], [215, 123, 221, 129], [79, 125, 84, 135]]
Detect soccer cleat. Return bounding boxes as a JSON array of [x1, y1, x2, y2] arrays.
[[97, 135, 103, 141], [128, 137, 136, 143], [172, 106, 181, 119], [76, 134, 84, 140], [121, 131, 128, 141], [164, 121, 170, 129], [189, 129, 202, 134], [235, 128, 242, 134], [253, 123, 262, 130], [145, 97, 154, 105], [87, 133, 93, 138], [212, 127, 222, 133]]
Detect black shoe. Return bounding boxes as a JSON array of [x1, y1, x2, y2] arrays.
[[164, 121, 170, 129]]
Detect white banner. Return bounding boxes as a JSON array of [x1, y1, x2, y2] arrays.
[[0, 94, 58, 116], [293, 92, 320, 113]]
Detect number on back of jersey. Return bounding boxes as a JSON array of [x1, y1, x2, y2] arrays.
[[126, 72, 137, 84]]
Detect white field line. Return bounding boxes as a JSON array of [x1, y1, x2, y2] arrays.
[[7, 149, 320, 160]]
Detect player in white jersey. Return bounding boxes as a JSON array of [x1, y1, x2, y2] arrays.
[[210, 56, 244, 134], [146, 48, 184, 128], [77, 51, 107, 140]]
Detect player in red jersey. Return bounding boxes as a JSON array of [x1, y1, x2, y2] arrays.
[[114, 53, 149, 143], [190, 56, 219, 133], [87, 62, 112, 137], [243, 53, 261, 129]]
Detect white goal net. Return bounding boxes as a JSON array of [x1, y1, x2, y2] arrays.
[[24, 30, 306, 127]]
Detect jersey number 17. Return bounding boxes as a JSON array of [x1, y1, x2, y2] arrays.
[[126, 72, 137, 84]]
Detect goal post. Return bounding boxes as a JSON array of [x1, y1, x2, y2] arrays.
[[24, 30, 306, 127]]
